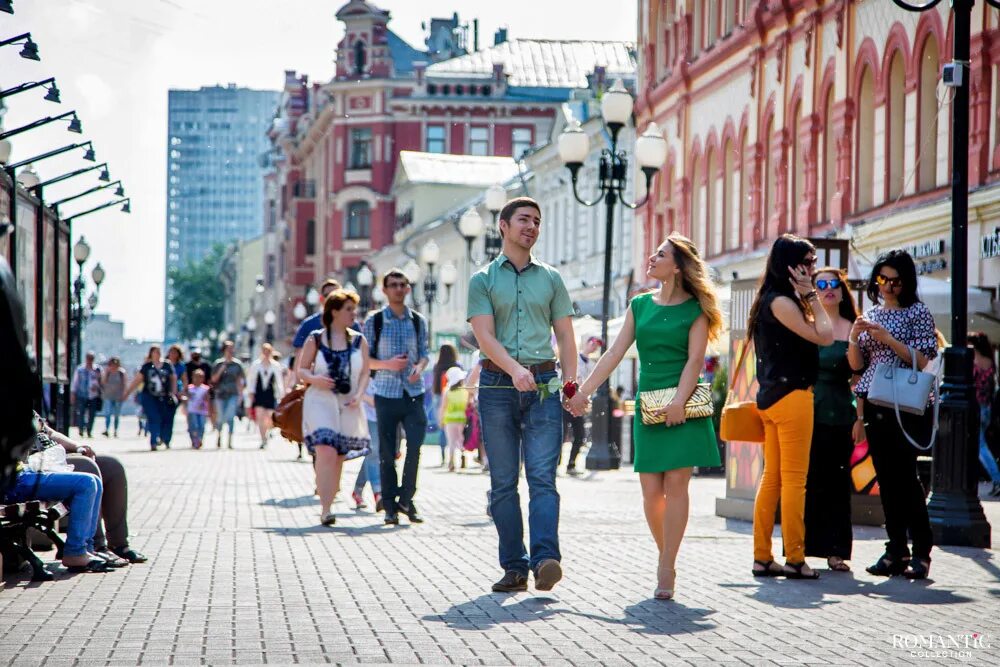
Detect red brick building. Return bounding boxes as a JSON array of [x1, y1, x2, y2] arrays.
[[265, 0, 634, 330]]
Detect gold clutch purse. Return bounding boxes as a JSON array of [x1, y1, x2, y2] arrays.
[[639, 383, 714, 426]]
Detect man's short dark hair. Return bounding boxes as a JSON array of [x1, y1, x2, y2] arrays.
[[382, 268, 410, 288], [320, 278, 341, 296], [499, 197, 541, 224]]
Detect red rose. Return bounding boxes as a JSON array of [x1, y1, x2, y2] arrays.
[[562, 381, 578, 398]]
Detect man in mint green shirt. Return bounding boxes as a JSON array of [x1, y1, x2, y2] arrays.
[[468, 196, 578, 594]]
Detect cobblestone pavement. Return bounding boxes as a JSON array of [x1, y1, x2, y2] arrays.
[[3, 416, 1000, 666]]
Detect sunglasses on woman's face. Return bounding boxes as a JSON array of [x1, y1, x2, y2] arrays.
[[875, 274, 903, 289], [815, 278, 841, 290]]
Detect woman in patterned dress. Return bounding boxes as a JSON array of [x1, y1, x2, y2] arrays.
[[566, 233, 723, 600], [298, 290, 371, 526], [847, 250, 937, 579]]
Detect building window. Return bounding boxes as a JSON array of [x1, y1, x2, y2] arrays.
[[426, 125, 446, 153], [856, 67, 875, 211], [512, 127, 533, 159], [350, 128, 372, 168], [917, 36, 940, 191], [887, 51, 906, 201], [469, 126, 489, 156], [305, 219, 316, 256], [346, 201, 370, 239], [353, 40, 366, 76]]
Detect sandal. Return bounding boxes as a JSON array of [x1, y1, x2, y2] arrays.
[[65, 559, 114, 573], [752, 559, 784, 577], [783, 561, 820, 579], [865, 553, 909, 577], [321, 512, 336, 526], [95, 550, 130, 568], [827, 557, 851, 572], [654, 568, 676, 600]]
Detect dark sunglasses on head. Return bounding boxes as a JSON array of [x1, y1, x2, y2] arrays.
[[802, 256, 817, 266], [815, 278, 841, 290], [875, 274, 903, 289]]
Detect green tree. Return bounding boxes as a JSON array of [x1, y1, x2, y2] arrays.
[[167, 243, 227, 341]]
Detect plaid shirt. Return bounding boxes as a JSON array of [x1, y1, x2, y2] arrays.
[[363, 305, 429, 398]]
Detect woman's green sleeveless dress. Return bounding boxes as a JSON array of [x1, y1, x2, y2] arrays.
[[632, 293, 721, 473]]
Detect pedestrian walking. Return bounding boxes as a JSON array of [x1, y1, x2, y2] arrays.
[[352, 383, 383, 512], [248, 342, 285, 449], [165, 345, 187, 448], [123, 345, 179, 451], [100, 357, 127, 438], [432, 343, 461, 466], [72, 351, 103, 438], [566, 233, 722, 599], [564, 335, 601, 475], [298, 289, 371, 526], [969, 332, 1000, 497], [363, 269, 431, 526], [439, 367, 470, 472], [467, 196, 578, 593], [804, 267, 859, 572], [211, 341, 245, 449], [185, 369, 211, 449], [848, 250, 938, 580], [748, 234, 832, 580]]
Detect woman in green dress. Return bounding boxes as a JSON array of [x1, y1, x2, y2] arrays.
[[566, 233, 722, 600]]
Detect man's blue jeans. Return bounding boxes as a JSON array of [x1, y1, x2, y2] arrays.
[[5, 471, 102, 557], [215, 395, 239, 435], [979, 405, 1000, 483], [478, 368, 562, 575]]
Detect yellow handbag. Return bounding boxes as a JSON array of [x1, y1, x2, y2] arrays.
[[639, 383, 714, 425], [719, 337, 766, 443]]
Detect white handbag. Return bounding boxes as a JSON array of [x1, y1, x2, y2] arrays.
[[866, 346, 939, 451]]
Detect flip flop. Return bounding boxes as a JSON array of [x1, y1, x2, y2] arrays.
[[95, 551, 129, 568], [112, 547, 148, 564], [751, 559, 784, 577], [65, 559, 114, 573]]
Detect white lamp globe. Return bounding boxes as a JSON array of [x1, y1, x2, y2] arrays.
[[305, 287, 320, 306], [420, 239, 440, 266], [558, 119, 590, 165], [245, 316, 257, 332], [73, 236, 91, 265], [264, 310, 276, 326], [17, 165, 40, 188], [403, 260, 422, 283], [0, 139, 11, 165], [600, 79, 633, 126], [439, 262, 458, 287], [459, 208, 485, 240], [485, 184, 507, 212], [357, 264, 374, 287], [635, 122, 668, 169], [293, 302, 307, 320]]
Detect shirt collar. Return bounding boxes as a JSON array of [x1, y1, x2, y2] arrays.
[[382, 304, 413, 320], [497, 253, 540, 273]]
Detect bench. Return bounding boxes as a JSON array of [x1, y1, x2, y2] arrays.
[[0, 500, 67, 581]]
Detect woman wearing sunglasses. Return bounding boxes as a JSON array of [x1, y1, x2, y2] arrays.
[[847, 250, 937, 579], [804, 268, 859, 572], [748, 235, 833, 580]]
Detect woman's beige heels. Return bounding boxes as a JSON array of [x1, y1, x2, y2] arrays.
[[654, 568, 675, 600]]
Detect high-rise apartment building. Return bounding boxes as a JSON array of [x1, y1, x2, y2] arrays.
[[164, 84, 279, 341]]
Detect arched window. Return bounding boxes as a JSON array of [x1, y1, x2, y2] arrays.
[[856, 67, 875, 211], [707, 146, 721, 255], [353, 41, 366, 76], [917, 36, 940, 191], [739, 132, 749, 248], [790, 101, 804, 231], [690, 153, 701, 244], [305, 219, 316, 256], [763, 115, 774, 234], [345, 201, 370, 239], [887, 52, 906, 201], [725, 137, 738, 250], [822, 86, 835, 222]]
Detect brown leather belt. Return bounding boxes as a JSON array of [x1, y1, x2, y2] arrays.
[[481, 359, 556, 376]]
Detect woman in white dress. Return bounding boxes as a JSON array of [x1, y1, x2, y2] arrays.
[[297, 289, 371, 525]]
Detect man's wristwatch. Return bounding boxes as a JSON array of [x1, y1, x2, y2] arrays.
[[562, 381, 579, 398]]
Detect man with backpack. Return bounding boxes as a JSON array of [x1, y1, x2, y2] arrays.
[[363, 268, 430, 525]]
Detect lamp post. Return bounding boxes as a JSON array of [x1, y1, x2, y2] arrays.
[[70, 236, 105, 377], [245, 316, 257, 355], [305, 286, 320, 315], [484, 184, 507, 262], [557, 79, 667, 470], [0, 33, 40, 60], [293, 301, 307, 321], [889, 0, 992, 546], [264, 310, 276, 344], [357, 261, 375, 318], [419, 241, 440, 343]]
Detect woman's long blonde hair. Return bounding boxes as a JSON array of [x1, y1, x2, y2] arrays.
[[664, 232, 723, 341]]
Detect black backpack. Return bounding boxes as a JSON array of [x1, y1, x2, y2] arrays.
[[369, 309, 423, 378]]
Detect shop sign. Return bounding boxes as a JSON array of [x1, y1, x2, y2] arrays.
[[878, 239, 947, 275], [981, 228, 1000, 259]]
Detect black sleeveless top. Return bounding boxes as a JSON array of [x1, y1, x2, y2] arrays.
[[752, 290, 819, 410]]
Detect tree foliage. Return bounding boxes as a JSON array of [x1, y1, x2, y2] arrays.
[[167, 243, 227, 342]]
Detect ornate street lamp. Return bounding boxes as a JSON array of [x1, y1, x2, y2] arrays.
[[16, 165, 39, 188], [264, 309, 276, 344], [245, 316, 257, 354], [557, 79, 667, 470], [305, 286, 320, 314], [0, 78, 61, 104], [0, 110, 83, 141], [357, 261, 375, 318], [91, 262, 105, 289], [293, 301, 307, 321], [0, 33, 40, 60], [418, 240, 454, 345], [483, 184, 507, 261], [456, 207, 485, 264], [889, 0, 994, 547]]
